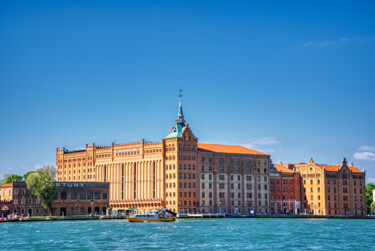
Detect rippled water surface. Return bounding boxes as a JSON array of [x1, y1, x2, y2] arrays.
[[0, 218, 374, 250]]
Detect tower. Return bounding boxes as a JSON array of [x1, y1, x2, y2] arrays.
[[163, 89, 199, 213]]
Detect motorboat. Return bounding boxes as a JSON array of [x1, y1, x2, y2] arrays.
[[127, 209, 176, 222]]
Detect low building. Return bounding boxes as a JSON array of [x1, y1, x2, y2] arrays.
[[52, 182, 109, 216], [270, 163, 301, 214], [0, 181, 110, 217], [0, 181, 46, 217]]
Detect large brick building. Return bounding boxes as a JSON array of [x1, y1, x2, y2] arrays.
[[294, 158, 366, 215], [198, 144, 270, 214], [270, 158, 366, 216], [56, 94, 271, 214]]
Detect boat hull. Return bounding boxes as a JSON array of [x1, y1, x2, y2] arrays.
[[127, 217, 176, 222]]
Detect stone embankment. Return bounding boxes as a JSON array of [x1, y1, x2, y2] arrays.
[[1, 214, 374, 223]]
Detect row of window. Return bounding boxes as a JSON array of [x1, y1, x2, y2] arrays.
[[57, 175, 94, 181], [201, 183, 258, 190], [165, 200, 197, 206], [13, 189, 32, 196], [271, 187, 293, 192], [270, 179, 293, 184], [14, 198, 41, 205], [210, 158, 267, 167], [60, 191, 107, 200], [178, 155, 196, 161], [203, 175, 267, 182], [178, 146, 196, 151], [271, 202, 294, 207], [271, 195, 294, 200], [177, 183, 196, 188], [303, 179, 364, 186], [178, 164, 196, 170], [201, 200, 268, 207], [144, 149, 162, 154], [202, 192, 268, 199]]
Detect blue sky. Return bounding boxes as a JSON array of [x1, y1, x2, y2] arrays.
[[1, 1, 374, 182]]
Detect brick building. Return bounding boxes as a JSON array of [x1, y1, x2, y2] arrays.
[[52, 182, 109, 216], [56, 94, 271, 214], [0, 181, 109, 217], [0, 181, 45, 217], [270, 163, 301, 214], [198, 144, 270, 214], [294, 158, 366, 215]]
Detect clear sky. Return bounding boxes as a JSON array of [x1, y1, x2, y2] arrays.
[[1, 1, 374, 182]]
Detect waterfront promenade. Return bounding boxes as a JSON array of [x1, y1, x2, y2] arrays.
[[1, 214, 374, 223]]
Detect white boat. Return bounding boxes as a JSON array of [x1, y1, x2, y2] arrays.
[[127, 209, 176, 222]]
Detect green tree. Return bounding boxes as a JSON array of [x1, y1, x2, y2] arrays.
[[23, 171, 35, 181], [366, 183, 375, 214], [26, 165, 57, 216], [1, 174, 23, 185], [371, 202, 375, 215]]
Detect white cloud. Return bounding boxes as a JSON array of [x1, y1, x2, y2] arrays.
[[303, 38, 350, 48], [354, 152, 375, 161], [304, 40, 335, 47], [358, 146, 375, 151], [243, 137, 280, 147], [241, 138, 282, 154]]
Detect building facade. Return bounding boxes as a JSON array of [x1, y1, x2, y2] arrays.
[[198, 144, 270, 214], [56, 95, 271, 214], [52, 182, 109, 216], [294, 158, 366, 215], [270, 163, 301, 214], [0, 181, 46, 217], [0, 181, 110, 217]]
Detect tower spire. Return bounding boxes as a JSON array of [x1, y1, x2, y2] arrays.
[[176, 88, 185, 124]]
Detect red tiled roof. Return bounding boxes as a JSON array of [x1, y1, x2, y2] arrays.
[[273, 164, 293, 173], [0, 183, 13, 188], [348, 166, 364, 173], [197, 143, 268, 155], [317, 164, 364, 173]]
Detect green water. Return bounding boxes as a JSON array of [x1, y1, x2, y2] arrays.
[[0, 219, 374, 250]]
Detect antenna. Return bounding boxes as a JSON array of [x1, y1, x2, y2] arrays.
[[179, 87, 183, 99]]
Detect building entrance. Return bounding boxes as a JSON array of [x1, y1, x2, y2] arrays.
[[28, 208, 33, 217], [1, 205, 10, 218], [60, 207, 67, 216]]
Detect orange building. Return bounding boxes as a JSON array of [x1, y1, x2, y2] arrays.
[[56, 94, 271, 214], [0, 181, 46, 217], [270, 163, 301, 214], [294, 158, 366, 215]]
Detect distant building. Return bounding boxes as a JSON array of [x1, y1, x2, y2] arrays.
[[294, 158, 366, 215], [0, 181, 109, 217], [197, 144, 270, 214], [270, 163, 301, 214], [0, 181, 45, 217], [56, 94, 271, 214]]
